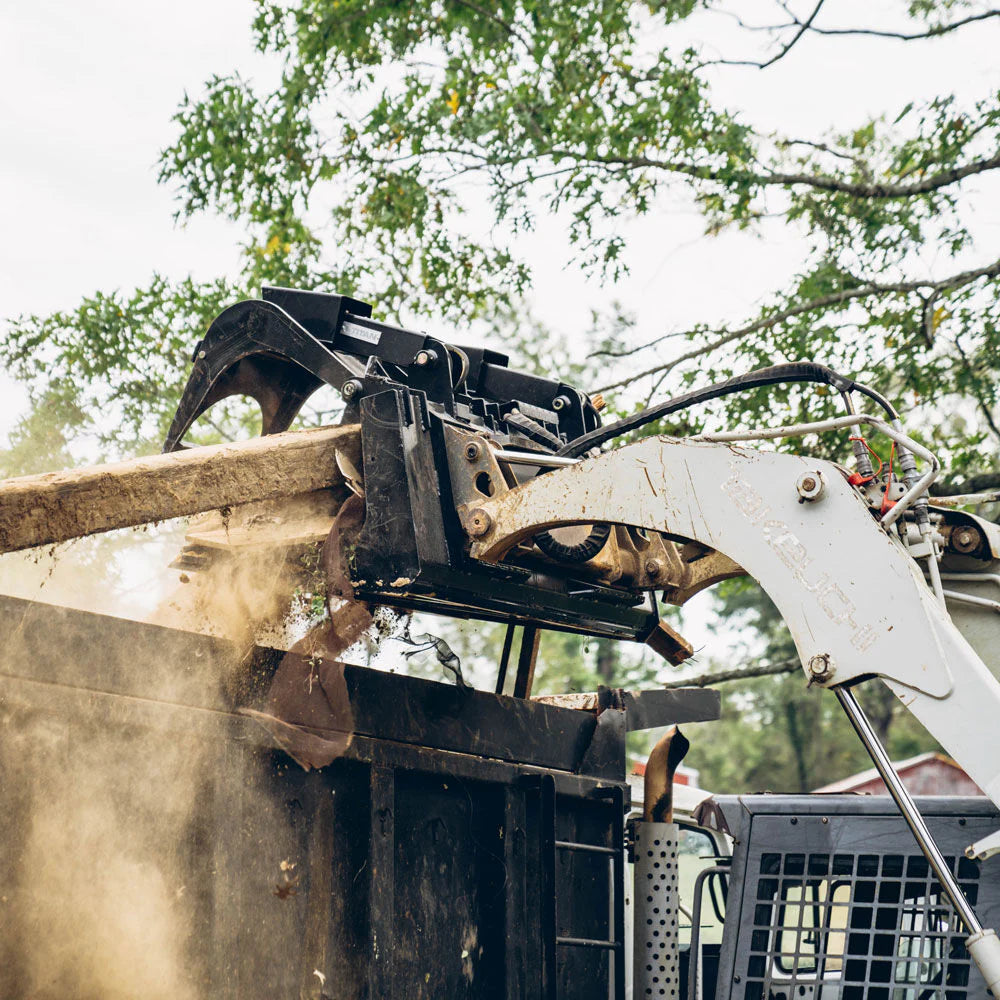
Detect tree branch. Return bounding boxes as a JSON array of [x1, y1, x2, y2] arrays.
[[796, 9, 1000, 41], [447, 0, 531, 48], [953, 334, 1000, 444], [778, 137, 870, 173], [711, 0, 825, 69], [559, 148, 1000, 200], [931, 471, 1000, 496], [596, 254, 1000, 393], [662, 658, 799, 689], [377, 138, 1000, 206], [729, 4, 1000, 45]]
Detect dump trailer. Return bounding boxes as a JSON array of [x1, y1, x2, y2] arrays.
[[2, 285, 1000, 999]]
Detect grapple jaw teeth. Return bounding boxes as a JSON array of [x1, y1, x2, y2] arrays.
[[163, 295, 364, 452]]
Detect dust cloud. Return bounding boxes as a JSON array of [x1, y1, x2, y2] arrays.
[[0, 488, 479, 998], [2, 726, 203, 1000], [0, 501, 342, 999]]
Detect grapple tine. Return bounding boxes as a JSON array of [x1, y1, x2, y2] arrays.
[[163, 297, 364, 451]]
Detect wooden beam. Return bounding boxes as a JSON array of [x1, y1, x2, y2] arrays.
[[0, 425, 360, 554], [533, 688, 721, 730]]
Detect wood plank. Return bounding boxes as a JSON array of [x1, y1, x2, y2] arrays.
[[0, 424, 360, 554], [533, 687, 721, 730]]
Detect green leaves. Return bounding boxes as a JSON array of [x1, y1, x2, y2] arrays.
[[3, 275, 237, 455], [156, 2, 761, 319]]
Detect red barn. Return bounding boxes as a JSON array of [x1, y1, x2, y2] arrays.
[[814, 751, 984, 797]]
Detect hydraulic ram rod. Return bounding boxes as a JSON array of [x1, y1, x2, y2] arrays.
[[0, 424, 361, 554], [836, 686, 1000, 996], [836, 686, 981, 932]]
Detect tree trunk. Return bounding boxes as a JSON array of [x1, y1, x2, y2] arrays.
[[859, 683, 897, 745], [784, 697, 811, 792], [595, 637, 618, 685]]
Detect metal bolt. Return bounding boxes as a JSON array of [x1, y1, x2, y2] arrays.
[[796, 471, 825, 503], [644, 558, 662, 578], [342, 379, 364, 401], [464, 441, 482, 462], [808, 653, 834, 683], [198, 349, 207, 360], [552, 395, 571, 412], [468, 509, 492, 537], [952, 526, 982, 554], [414, 349, 438, 367]]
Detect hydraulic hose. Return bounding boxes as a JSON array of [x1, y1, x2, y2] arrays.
[[559, 361, 898, 458], [503, 408, 613, 562]]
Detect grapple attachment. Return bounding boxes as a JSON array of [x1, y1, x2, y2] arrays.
[[163, 286, 700, 646]]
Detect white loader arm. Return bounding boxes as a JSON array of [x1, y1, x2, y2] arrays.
[[469, 435, 1000, 810]]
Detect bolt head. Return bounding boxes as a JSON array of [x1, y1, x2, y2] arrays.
[[644, 558, 662, 577], [468, 509, 492, 537], [414, 348, 438, 367], [952, 526, 982, 554], [342, 380, 362, 401], [552, 395, 570, 411], [464, 441, 482, 462], [808, 653, 834, 682], [796, 471, 825, 502]]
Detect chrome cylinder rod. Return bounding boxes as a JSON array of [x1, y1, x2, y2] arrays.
[[493, 449, 580, 468], [836, 685, 982, 933]]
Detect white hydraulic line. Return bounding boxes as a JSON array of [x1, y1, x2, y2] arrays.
[[933, 491, 1000, 507], [925, 537, 947, 606], [499, 412, 942, 531], [494, 449, 579, 468], [943, 590, 1000, 614], [689, 412, 941, 527], [942, 572, 1000, 591], [689, 412, 863, 443]]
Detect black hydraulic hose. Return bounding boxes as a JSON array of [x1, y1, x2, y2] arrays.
[[502, 408, 614, 562], [558, 361, 898, 458]]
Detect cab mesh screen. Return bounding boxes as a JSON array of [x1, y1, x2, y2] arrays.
[[740, 851, 980, 1000]]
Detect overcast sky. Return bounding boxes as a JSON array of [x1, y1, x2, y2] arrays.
[[2, 1, 999, 447]]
